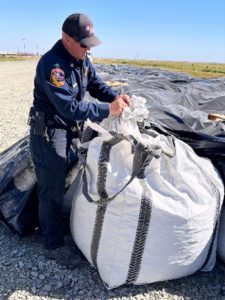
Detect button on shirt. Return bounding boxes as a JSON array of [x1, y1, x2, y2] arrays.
[[33, 40, 118, 128]]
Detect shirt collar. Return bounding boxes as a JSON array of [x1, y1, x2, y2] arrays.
[[55, 40, 86, 67]]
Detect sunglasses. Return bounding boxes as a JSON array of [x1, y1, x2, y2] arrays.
[[80, 43, 88, 49], [72, 37, 88, 49]]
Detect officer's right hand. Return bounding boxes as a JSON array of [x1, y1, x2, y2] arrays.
[[109, 96, 129, 116]]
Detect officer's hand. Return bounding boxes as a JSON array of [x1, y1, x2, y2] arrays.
[[109, 96, 129, 116], [120, 94, 130, 106]]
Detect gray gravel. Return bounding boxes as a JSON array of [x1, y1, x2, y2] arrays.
[[0, 60, 225, 300]]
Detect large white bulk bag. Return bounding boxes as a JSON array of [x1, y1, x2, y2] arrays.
[[218, 206, 225, 262], [71, 97, 224, 289]]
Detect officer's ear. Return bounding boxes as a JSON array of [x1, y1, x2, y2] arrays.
[[62, 32, 71, 44]]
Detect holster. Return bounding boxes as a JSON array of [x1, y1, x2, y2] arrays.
[[28, 107, 46, 136]]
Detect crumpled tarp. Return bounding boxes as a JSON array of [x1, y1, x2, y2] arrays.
[[0, 136, 38, 235], [1, 64, 225, 235], [0, 136, 79, 235], [92, 64, 225, 185]]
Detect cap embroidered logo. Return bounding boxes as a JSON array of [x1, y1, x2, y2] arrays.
[[85, 25, 94, 34]]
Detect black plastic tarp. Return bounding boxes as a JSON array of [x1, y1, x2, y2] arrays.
[[0, 136, 79, 236], [0, 136, 38, 235], [1, 64, 225, 235], [92, 64, 225, 183]]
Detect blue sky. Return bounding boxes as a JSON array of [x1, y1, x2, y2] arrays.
[[0, 0, 224, 63]]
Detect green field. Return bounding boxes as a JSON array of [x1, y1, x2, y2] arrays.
[[0, 56, 27, 62], [1, 56, 225, 78], [94, 58, 225, 78]]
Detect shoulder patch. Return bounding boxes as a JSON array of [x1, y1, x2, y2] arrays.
[[50, 67, 65, 87]]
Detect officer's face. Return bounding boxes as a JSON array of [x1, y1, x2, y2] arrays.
[[67, 37, 90, 60]]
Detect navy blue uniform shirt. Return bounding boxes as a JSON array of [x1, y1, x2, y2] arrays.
[[33, 40, 118, 127]]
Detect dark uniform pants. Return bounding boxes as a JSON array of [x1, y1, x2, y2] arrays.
[[30, 128, 78, 250]]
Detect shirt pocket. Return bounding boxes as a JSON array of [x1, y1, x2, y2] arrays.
[[68, 72, 79, 96], [72, 83, 79, 97]]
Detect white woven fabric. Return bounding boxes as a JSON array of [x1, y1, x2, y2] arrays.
[[100, 95, 149, 141], [71, 115, 224, 289]]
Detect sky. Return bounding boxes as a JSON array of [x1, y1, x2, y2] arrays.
[[0, 0, 225, 63]]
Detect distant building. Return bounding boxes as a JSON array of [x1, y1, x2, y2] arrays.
[[0, 50, 34, 57]]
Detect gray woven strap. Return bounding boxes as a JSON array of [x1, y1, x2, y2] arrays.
[[90, 204, 107, 268], [126, 187, 153, 284], [89, 133, 158, 271], [82, 133, 161, 206]]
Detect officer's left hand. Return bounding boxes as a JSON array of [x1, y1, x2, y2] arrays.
[[115, 94, 130, 106]]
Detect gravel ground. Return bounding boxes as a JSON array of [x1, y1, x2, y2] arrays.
[[0, 60, 225, 300]]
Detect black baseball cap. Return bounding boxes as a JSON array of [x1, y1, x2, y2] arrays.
[[62, 13, 102, 48]]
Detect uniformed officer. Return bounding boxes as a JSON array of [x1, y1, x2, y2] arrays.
[[29, 13, 130, 268]]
